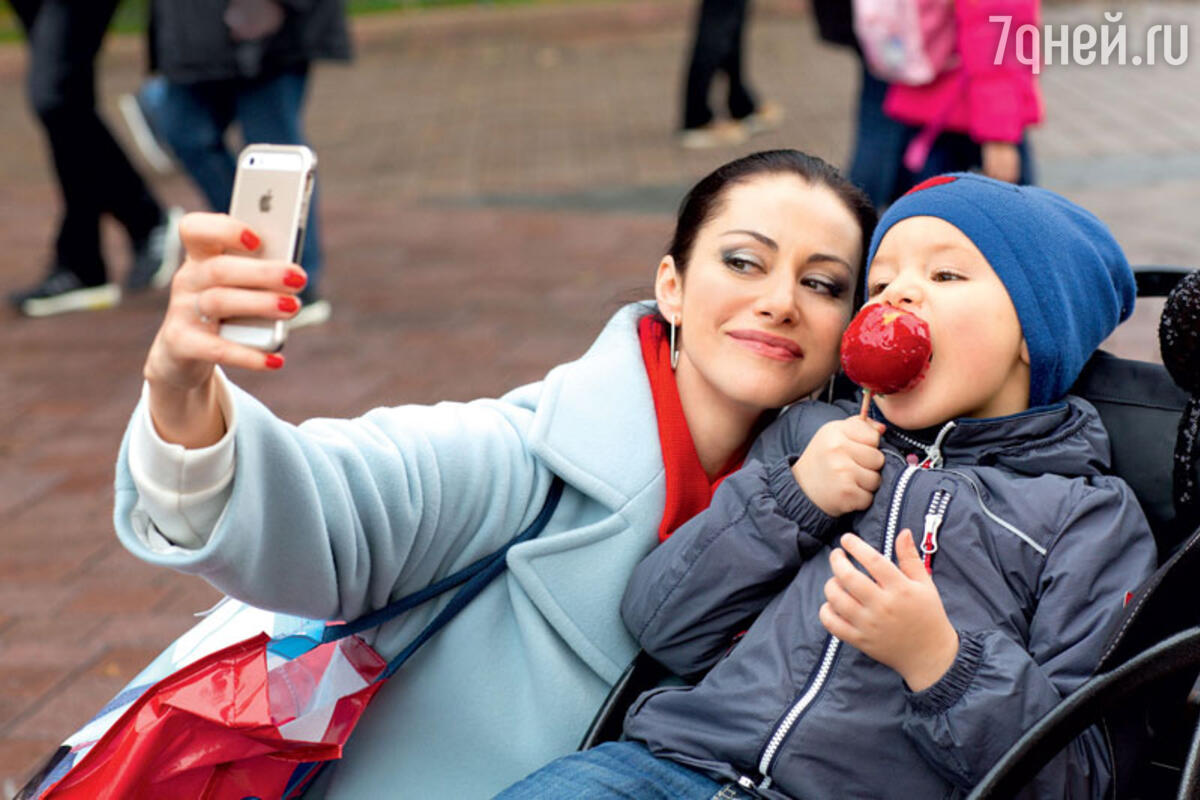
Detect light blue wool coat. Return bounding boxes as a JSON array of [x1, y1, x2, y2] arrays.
[[112, 303, 669, 798]]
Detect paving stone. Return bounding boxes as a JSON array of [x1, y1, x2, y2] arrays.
[[0, 738, 59, 797], [57, 581, 175, 617], [8, 674, 129, 740], [0, 667, 68, 730]]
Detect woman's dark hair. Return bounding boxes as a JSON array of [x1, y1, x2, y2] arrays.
[[666, 150, 877, 306]]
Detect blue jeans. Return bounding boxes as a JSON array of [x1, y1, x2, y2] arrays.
[[494, 741, 758, 800], [142, 69, 323, 290]]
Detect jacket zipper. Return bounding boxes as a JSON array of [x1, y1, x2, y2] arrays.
[[920, 489, 951, 573], [891, 421, 955, 470], [751, 462, 921, 792]]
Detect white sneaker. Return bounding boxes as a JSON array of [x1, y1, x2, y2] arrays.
[[289, 298, 332, 329], [152, 207, 185, 289], [678, 119, 749, 149], [126, 206, 184, 291], [10, 270, 121, 317], [741, 101, 785, 137]]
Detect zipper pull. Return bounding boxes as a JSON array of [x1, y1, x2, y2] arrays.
[[922, 420, 955, 470], [920, 512, 943, 574], [920, 488, 951, 574]]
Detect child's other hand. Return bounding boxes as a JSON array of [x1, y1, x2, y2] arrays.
[[819, 530, 959, 692], [982, 141, 1021, 183], [791, 417, 886, 517]]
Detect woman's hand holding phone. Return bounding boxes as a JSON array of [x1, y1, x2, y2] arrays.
[[142, 212, 306, 448]]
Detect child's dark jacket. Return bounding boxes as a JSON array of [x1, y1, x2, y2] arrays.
[[620, 397, 1156, 799]]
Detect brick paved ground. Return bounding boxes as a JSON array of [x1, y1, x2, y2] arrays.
[[0, 0, 1197, 792]]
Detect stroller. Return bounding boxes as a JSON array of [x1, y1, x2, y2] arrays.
[[582, 265, 1200, 799]]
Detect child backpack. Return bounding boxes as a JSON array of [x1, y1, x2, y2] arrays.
[[852, 0, 958, 86]]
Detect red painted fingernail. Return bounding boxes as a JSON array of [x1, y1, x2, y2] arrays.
[[283, 269, 306, 288], [265, 354, 285, 369], [241, 229, 261, 250], [278, 296, 299, 313]]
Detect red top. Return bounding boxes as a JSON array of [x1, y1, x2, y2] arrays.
[[637, 315, 749, 542], [883, 0, 1043, 144]]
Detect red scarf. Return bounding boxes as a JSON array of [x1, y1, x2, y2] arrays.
[[638, 315, 748, 541]]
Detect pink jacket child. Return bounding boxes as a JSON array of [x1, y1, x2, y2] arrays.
[[884, 0, 1043, 172]]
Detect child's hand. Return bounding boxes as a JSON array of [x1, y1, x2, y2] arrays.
[[819, 531, 959, 692], [982, 141, 1021, 183], [791, 417, 886, 517]]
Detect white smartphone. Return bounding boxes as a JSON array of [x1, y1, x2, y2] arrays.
[[220, 144, 317, 352]]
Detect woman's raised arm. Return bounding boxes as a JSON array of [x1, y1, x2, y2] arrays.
[[143, 212, 305, 448]]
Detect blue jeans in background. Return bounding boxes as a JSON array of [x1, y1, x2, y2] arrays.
[[494, 741, 758, 800], [142, 68, 323, 292]]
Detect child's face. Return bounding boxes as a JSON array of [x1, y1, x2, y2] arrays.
[[864, 216, 1030, 429]]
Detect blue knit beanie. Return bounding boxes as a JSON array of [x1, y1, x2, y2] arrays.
[[866, 174, 1136, 408]]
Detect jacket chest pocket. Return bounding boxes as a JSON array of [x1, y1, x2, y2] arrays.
[[916, 481, 1038, 638]]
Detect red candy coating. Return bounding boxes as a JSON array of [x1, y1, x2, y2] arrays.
[[840, 305, 932, 395]]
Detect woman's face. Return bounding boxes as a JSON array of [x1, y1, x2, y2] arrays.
[[657, 173, 862, 417]]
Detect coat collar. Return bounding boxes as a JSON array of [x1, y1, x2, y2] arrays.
[[872, 396, 1112, 477], [526, 302, 663, 510], [505, 303, 666, 684]]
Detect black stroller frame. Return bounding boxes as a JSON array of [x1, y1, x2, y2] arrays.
[[583, 265, 1200, 800]]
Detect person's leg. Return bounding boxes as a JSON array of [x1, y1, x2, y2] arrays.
[[8, 0, 40, 30], [720, 0, 757, 121], [235, 67, 324, 297], [1016, 137, 1035, 185], [682, 0, 735, 130], [494, 741, 748, 800], [847, 58, 909, 208], [17, 0, 124, 286], [157, 80, 239, 212], [8, 0, 164, 312], [36, 3, 165, 250]]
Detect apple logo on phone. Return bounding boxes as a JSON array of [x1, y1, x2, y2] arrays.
[[259, 190, 273, 213]]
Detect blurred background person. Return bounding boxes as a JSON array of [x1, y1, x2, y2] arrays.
[[128, 0, 352, 328], [677, 0, 782, 149], [846, 0, 1040, 207], [7, 0, 181, 318]]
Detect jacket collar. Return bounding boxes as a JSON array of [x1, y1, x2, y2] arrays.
[[876, 396, 1113, 478], [526, 302, 663, 509], [505, 304, 665, 683]]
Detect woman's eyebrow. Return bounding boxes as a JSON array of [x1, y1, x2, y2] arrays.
[[722, 229, 778, 250], [809, 252, 853, 271], [722, 231, 852, 272]]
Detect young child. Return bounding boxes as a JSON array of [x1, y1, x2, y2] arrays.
[[497, 174, 1157, 800]]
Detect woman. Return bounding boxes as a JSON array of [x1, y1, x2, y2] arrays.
[[115, 150, 874, 796]]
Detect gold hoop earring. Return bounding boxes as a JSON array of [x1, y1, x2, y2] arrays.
[[669, 315, 680, 370]]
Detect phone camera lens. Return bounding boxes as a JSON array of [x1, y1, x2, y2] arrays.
[[249, 157, 256, 166]]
